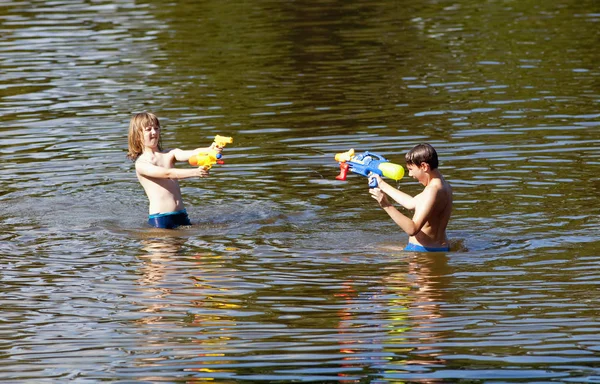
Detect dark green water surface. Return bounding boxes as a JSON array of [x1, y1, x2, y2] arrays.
[[1, 0, 599, 382]]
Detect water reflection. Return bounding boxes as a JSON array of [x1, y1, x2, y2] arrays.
[[376, 253, 453, 380], [137, 236, 186, 321], [132, 239, 462, 381]]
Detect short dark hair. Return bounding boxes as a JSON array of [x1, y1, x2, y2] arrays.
[[405, 143, 439, 169]]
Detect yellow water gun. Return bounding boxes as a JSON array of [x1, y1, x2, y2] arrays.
[[188, 135, 233, 169], [213, 135, 233, 149]]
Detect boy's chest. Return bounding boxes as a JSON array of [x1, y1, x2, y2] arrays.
[[148, 152, 174, 168]]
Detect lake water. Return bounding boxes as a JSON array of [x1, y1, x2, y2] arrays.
[[1, 0, 599, 382]]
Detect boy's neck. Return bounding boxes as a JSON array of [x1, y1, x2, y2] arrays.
[[424, 169, 443, 186], [143, 145, 159, 154]]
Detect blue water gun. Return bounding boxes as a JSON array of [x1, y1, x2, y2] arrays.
[[335, 149, 404, 187]]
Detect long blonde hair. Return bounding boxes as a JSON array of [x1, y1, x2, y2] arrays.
[[127, 112, 162, 160]]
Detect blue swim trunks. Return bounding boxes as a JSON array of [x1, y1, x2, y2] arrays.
[[148, 209, 191, 229], [405, 242, 450, 252]]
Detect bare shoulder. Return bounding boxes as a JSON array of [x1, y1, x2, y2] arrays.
[[135, 153, 153, 167], [440, 176, 452, 197], [433, 178, 452, 209], [133, 156, 153, 179], [425, 179, 444, 194], [424, 178, 451, 205], [414, 185, 437, 206]]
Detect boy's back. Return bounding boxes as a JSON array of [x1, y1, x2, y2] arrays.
[[411, 176, 452, 248]]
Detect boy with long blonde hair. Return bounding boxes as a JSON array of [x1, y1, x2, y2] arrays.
[[127, 112, 221, 229]]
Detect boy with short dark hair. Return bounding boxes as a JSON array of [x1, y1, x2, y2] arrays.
[[369, 143, 452, 252]]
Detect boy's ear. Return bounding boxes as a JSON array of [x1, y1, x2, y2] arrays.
[[419, 162, 431, 172]]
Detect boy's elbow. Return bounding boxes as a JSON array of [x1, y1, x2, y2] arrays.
[[406, 222, 422, 237], [406, 228, 420, 237], [163, 169, 178, 179]]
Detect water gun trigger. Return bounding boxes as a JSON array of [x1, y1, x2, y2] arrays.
[[368, 173, 378, 188], [336, 162, 350, 181]]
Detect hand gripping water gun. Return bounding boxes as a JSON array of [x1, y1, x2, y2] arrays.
[[188, 135, 233, 169], [335, 149, 404, 188]]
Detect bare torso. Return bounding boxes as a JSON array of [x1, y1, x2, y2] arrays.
[[135, 151, 185, 214]]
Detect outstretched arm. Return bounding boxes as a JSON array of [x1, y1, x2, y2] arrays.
[[136, 160, 209, 179], [171, 143, 223, 161], [171, 143, 222, 163]]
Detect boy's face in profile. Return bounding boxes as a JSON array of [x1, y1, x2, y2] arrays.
[[407, 162, 428, 185]]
